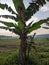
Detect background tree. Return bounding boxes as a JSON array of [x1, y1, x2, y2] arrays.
[[0, 0, 49, 65]]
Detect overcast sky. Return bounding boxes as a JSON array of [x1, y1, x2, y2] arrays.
[[0, 0, 49, 35]]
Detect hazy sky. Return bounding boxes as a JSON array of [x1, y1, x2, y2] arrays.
[[0, 0, 49, 35]]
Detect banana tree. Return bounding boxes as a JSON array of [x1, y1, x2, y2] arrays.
[[0, 0, 49, 65]]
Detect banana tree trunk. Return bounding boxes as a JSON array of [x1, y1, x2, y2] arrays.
[[18, 5, 27, 65], [20, 32, 27, 65]]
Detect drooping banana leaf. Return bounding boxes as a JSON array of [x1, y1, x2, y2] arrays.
[[0, 15, 18, 21], [10, 28, 21, 35], [0, 26, 20, 35], [27, 18, 49, 34], [27, 21, 33, 28], [0, 21, 15, 27], [0, 3, 17, 15], [0, 21, 22, 35], [24, 0, 46, 21]]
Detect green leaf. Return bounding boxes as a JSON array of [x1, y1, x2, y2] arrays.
[[24, 0, 46, 21], [13, 23, 22, 35], [27, 18, 49, 34], [0, 26, 20, 35], [0, 21, 15, 27], [0, 21, 22, 35], [9, 28, 20, 35], [18, 20, 24, 30], [0, 3, 17, 15], [0, 15, 18, 21], [27, 21, 33, 28], [12, 0, 25, 12], [36, 0, 46, 6]]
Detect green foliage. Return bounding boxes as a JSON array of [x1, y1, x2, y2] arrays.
[[0, 3, 17, 15], [0, 26, 21, 35], [0, 50, 20, 65], [0, 21, 15, 27], [0, 15, 17, 21], [36, 0, 46, 6], [27, 33, 36, 59], [0, 0, 49, 35], [18, 20, 24, 31], [27, 18, 49, 34], [0, 20, 22, 35], [24, 0, 46, 21], [0, 38, 49, 65], [12, 0, 25, 12]]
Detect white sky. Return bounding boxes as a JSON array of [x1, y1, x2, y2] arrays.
[[0, 0, 49, 36]]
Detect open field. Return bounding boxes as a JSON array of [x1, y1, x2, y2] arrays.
[[0, 38, 49, 65], [0, 38, 20, 50]]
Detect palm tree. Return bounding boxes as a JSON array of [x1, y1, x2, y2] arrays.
[[0, 0, 49, 65]]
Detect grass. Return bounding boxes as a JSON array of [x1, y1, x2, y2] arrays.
[[0, 38, 49, 65], [0, 38, 20, 51]]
